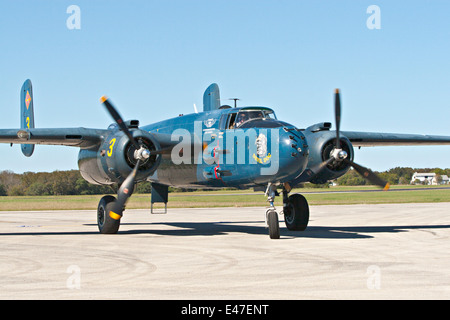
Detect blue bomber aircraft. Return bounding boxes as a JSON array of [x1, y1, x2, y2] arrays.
[[2, 80, 450, 239]]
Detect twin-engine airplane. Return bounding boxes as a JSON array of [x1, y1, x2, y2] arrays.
[[2, 79, 450, 238]]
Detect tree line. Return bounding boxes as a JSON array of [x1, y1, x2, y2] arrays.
[[0, 167, 448, 196], [336, 167, 450, 186], [0, 170, 154, 196]]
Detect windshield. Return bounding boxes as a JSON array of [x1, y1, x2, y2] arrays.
[[232, 109, 276, 128]]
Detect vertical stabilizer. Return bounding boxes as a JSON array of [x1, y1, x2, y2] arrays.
[[203, 83, 221, 112], [20, 79, 35, 157]]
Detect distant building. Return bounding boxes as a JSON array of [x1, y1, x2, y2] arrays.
[[411, 172, 435, 185], [438, 175, 450, 185], [411, 172, 450, 185]]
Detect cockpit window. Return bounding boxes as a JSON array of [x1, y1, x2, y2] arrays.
[[263, 110, 276, 119], [227, 113, 237, 129], [229, 109, 276, 129]]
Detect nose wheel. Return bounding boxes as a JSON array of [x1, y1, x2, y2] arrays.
[[266, 208, 280, 239]]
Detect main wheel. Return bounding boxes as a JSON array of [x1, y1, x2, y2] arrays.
[[97, 195, 120, 234], [267, 209, 280, 239], [284, 193, 309, 231]]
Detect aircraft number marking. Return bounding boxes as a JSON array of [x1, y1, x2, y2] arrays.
[[107, 138, 116, 157], [26, 117, 30, 129]]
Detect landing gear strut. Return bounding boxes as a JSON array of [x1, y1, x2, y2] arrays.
[[264, 183, 310, 239], [265, 183, 280, 239]]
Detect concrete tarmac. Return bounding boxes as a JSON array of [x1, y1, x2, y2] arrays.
[[0, 203, 449, 300]]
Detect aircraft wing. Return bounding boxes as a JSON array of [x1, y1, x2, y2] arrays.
[[0, 128, 108, 149], [341, 131, 450, 147]]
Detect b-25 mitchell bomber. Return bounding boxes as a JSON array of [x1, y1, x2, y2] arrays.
[[1, 80, 450, 239]]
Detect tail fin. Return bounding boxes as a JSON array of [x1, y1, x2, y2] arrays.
[[203, 83, 221, 112], [20, 79, 35, 157]]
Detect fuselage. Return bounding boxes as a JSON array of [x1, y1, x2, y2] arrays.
[[142, 106, 309, 189]]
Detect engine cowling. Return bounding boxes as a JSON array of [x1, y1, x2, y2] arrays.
[[78, 128, 161, 185], [304, 130, 354, 184]]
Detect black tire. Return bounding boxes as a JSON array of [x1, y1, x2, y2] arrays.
[[267, 210, 280, 239], [97, 195, 120, 234], [284, 193, 309, 231]]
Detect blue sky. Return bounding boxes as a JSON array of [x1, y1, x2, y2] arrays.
[[0, 0, 449, 173]]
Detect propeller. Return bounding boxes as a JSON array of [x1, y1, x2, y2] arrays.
[[100, 96, 151, 220], [101, 96, 140, 150], [311, 90, 390, 191], [334, 89, 341, 150], [108, 159, 140, 220], [101, 96, 172, 153]]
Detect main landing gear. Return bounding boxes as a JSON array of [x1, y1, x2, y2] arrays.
[[97, 181, 310, 237], [97, 195, 121, 234], [264, 183, 310, 239]]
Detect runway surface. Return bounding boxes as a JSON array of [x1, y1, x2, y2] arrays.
[[0, 203, 449, 300]]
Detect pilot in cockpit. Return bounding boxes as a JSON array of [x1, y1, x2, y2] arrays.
[[255, 111, 263, 118], [234, 112, 248, 128], [232, 111, 266, 128]]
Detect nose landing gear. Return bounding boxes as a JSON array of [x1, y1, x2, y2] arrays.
[[265, 183, 280, 239], [264, 183, 310, 239]]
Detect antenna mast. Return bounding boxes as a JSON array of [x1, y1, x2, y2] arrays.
[[229, 98, 240, 108]]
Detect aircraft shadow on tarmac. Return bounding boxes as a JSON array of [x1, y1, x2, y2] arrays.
[[116, 221, 450, 239], [3, 221, 449, 239]]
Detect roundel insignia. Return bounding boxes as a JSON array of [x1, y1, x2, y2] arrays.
[[25, 91, 31, 110]]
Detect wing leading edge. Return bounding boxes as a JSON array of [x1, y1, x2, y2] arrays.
[[341, 131, 450, 147]]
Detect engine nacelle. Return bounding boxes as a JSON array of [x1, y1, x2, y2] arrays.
[[78, 128, 161, 185], [303, 130, 354, 184]]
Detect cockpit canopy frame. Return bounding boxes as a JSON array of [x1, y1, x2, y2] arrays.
[[219, 107, 278, 130]]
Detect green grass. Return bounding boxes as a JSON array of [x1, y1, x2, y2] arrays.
[[303, 189, 450, 205], [0, 185, 449, 211]]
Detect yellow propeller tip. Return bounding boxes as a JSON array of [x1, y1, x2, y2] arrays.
[[335, 89, 340, 94], [100, 96, 108, 103]]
